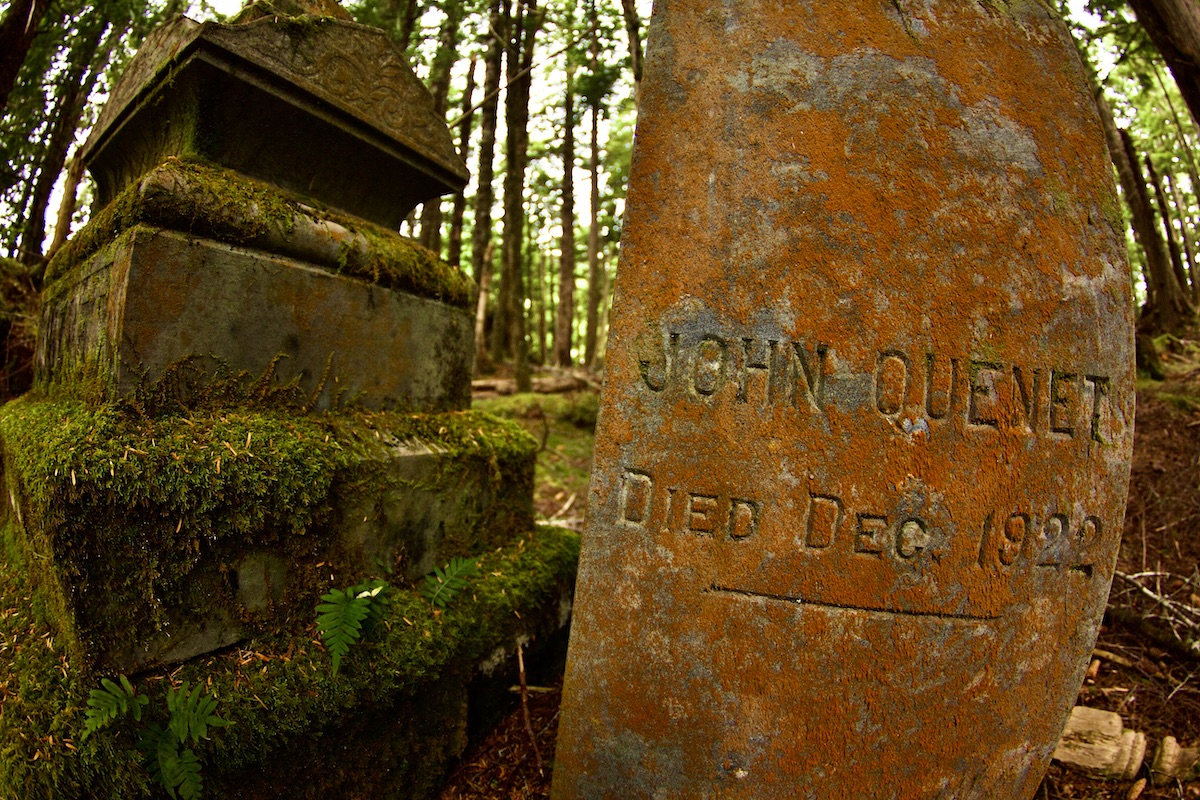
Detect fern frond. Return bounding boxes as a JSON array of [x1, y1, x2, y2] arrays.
[[165, 681, 230, 745], [421, 557, 480, 608], [82, 675, 148, 739], [316, 587, 372, 675], [153, 731, 203, 800]]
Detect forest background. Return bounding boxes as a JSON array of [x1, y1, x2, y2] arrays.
[[0, 0, 1198, 390]]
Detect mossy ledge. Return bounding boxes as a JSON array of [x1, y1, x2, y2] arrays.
[[0, 514, 579, 799], [0, 396, 537, 673], [42, 157, 473, 309]]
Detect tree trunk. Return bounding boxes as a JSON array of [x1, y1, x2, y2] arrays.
[[45, 152, 86, 261], [474, 252, 493, 375], [491, 0, 540, 374], [20, 16, 113, 271], [619, 0, 643, 105], [0, 0, 52, 115], [583, 8, 604, 368], [554, 64, 577, 368], [446, 55, 477, 269], [583, 101, 603, 367], [471, 0, 509, 365], [497, 0, 540, 392], [1145, 152, 1192, 298], [1163, 165, 1200, 300], [1120, 128, 1191, 331], [1127, 0, 1200, 130], [418, 0, 465, 254]]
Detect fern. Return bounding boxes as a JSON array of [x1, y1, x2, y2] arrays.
[[421, 557, 479, 608], [166, 681, 230, 744], [82, 675, 148, 740], [316, 579, 389, 675], [142, 725, 203, 800], [85, 676, 227, 799]]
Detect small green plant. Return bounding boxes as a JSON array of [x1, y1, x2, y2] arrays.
[[316, 578, 389, 675], [81, 677, 229, 800], [82, 675, 148, 737], [421, 557, 479, 608]]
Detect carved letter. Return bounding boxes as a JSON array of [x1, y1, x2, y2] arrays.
[[968, 360, 1002, 428], [805, 494, 842, 549], [693, 336, 729, 397], [619, 470, 654, 527], [875, 350, 911, 416]]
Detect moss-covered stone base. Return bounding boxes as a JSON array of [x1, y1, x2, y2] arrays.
[[0, 396, 537, 672], [0, 515, 578, 800]]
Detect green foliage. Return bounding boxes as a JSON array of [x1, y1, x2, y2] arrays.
[[421, 557, 480, 608], [141, 723, 204, 800], [0, 517, 580, 798], [316, 578, 390, 675], [166, 681, 231, 746], [82, 675, 148, 739], [81, 675, 228, 799]]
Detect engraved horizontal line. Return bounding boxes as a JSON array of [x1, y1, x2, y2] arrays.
[[706, 585, 1000, 623]]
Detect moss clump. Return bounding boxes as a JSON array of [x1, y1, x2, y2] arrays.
[[0, 395, 536, 672], [43, 158, 473, 309], [0, 518, 579, 799]]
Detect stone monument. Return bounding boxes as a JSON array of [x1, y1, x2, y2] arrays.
[[0, 3, 577, 796], [553, 2, 1135, 798]]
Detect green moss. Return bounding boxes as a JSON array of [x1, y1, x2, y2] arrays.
[[0, 396, 536, 672], [0, 517, 579, 799], [43, 158, 473, 309]]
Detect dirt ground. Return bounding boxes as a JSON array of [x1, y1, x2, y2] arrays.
[[450, 367, 1200, 800]]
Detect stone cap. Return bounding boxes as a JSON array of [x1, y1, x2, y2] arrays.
[[82, 11, 469, 229]]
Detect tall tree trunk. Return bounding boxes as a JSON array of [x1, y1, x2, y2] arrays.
[[446, 55, 477, 269], [554, 65, 577, 368], [0, 0, 52, 115], [1145, 152, 1191, 298], [494, 0, 540, 392], [474, 252, 492, 375], [471, 0, 509, 371], [418, 0, 466, 254], [45, 152, 86, 261], [1127, 0, 1200, 130], [20, 16, 113, 272], [583, 7, 604, 368], [531, 222, 546, 364], [1121, 128, 1191, 330], [619, 0, 643, 105], [1163, 165, 1200, 300]]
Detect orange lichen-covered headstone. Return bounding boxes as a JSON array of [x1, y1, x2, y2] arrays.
[[552, 2, 1135, 798]]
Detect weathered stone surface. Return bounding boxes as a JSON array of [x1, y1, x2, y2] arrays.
[[0, 399, 536, 673], [553, 3, 1135, 798], [37, 225, 472, 411], [82, 12, 468, 228]]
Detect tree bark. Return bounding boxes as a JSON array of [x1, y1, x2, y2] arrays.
[[1163, 165, 1200, 300], [471, 0, 509, 369], [1145, 152, 1192, 299], [492, 0, 540, 387], [583, 7, 603, 368], [20, 16, 114, 271], [619, 0, 643, 105], [1120, 128, 1191, 331], [0, 0, 52, 115], [1127, 0, 1200, 130], [554, 64, 577, 368], [418, 0, 465, 254], [446, 55, 477, 269]]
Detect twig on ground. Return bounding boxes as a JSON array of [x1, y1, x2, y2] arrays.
[[516, 639, 544, 775]]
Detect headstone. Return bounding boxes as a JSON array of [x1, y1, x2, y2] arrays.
[[553, 2, 1135, 798]]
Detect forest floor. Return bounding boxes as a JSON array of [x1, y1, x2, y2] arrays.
[[444, 353, 1200, 800]]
